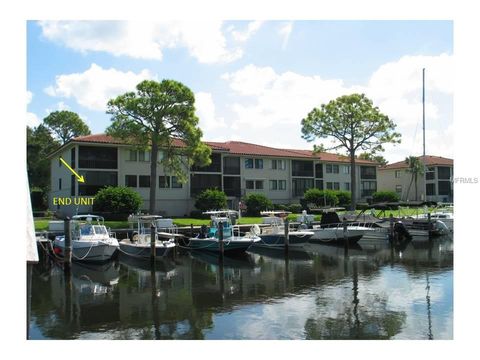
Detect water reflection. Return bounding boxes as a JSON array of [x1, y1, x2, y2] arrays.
[[29, 236, 453, 340]]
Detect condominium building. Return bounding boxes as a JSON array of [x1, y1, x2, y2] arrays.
[[377, 155, 453, 203], [48, 134, 378, 216]]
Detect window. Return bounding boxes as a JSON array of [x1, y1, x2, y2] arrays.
[[125, 175, 137, 187], [272, 159, 286, 170], [315, 163, 323, 178], [344, 182, 350, 191], [79, 146, 117, 169], [139, 175, 150, 188], [361, 181, 377, 197], [171, 176, 182, 189], [343, 165, 350, 174], [191, 153, 221, 172], [395, 185, 402, 194], [246, 180, 255, 189], [437, 167, 451, 180], [245, 158, 254, 169], [426, 167, 435, 180], [159, 176, 170, 188], [426, 183, 436, 196], [71, 148, 76, 169], [395, 170, 402, 178], [255, 159, 263, 169], [223, 176, 241, 197], [71, 175, 75, 196], [315, 180, 323, 190], [360, 166, 376, 179], [78, 171, 118, 196], [292, 178, 314, 197], [58, 178, 62, 190], [279, 180, 286, 190], [190, 174, 222, 196], [255, 180, 264, 190], [326, 164, 339, 174], [223, 157, 240, 175], [326, 182, 339, 190], [128, 150, 137, 161], [438, 181, 451, 196], [292, 160, 314, 177], [269, 180, 278, 190], [139, 151, 150, 162]]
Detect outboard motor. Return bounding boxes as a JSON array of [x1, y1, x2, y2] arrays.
[[394, 221, 412, 241], [433, 220, 449, 235]]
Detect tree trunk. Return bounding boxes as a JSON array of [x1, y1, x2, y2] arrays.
[[350, 151, 357, 211], [414, 173, 418, 201], [149, 136, 159, 214], [406, 175, 414, 201]]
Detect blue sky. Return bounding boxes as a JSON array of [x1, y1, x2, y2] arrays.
[[27, 20, 453, 162]]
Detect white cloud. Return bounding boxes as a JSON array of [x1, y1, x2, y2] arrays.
[[44, 63, 155, 111], [195, 92, 226, 131], [222, 54, 453, 161], [26, 91, 40, 127], [38, 21, 243, 64], [278, 22, 293, 50], [231, 21, 264, 43]]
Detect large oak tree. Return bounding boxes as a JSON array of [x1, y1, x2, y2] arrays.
[[301, 93, 401, 210], [106, 79, 211, 214]]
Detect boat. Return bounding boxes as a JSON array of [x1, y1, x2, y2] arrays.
[[251, 211, 313, 249], [177, 210, 261, 254], [409, 205, 453, 233], [298, 210, 374, 245], [53, 215, 119, 262], [119, 215, 176, 259]]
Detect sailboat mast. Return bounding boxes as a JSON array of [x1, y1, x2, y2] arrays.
[[422, 68, 427, 201]]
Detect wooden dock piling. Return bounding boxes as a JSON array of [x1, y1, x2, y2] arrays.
[[343, 218, 349, 251], [218, 221, 224, 260], [63, 217, 72, 272], [150, 223, 156, 264], [284, 219, 290, 254], [389, 214, 394, 242]]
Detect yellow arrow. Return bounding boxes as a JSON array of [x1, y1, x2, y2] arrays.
[[59, 157, 85, 183]]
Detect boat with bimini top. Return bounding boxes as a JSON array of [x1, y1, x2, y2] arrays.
[[177, 210, 261, 254], [53, 215, 119, 262]]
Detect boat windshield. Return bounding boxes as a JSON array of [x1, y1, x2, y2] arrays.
[[79, 224, 94, 236], [93, 225, 108, 235]]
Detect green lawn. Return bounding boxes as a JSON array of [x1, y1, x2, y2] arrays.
[[33, 207, 434, 231]]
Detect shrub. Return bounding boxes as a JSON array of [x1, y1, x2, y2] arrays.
[[303, 188, 338, 207], [273, 203, 288, 211], [334, 191, 352, 207], [30, 188, 48, 210], [194, 189, 227, 212], [93, 186, 143, 214], [372, 191, 400, 203], [287, 203, 303, 214], [244, 193, 273, 216]]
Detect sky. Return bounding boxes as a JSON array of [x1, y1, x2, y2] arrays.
[[26, 20, 453, 163]]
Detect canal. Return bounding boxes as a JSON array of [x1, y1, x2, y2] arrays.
[[28, 236, 453, 340]]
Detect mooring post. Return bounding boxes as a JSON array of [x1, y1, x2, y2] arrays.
[[284, 219, 290, 254], [150, 223, 156, 264], [343, 218, 349, 253], [64, 217, 72, 273], [219, 221, 224, 260], [427, 212, 432, 238], [389, 214, 394, 242]]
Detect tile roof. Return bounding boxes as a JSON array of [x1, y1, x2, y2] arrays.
[[54, 134, 378, 164], [379, 155, 453, 170]]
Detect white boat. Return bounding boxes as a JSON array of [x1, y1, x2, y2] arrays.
[[120, 215, 176, 259], [410, 206, 453, 233], [178, 210, 261, 253], [298, 210, 374, 245], [53, 215, 119, 262], [253, 211, 314, 249]]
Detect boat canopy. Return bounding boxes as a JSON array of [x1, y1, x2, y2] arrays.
[[72, 214, 105, 222], [260, 211, 292, 217]]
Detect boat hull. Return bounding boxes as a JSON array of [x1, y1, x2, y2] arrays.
[[54, 238, 119, 262], [254, 232, 312, 249], [309, 227, 369, 245], [178, 237, 260, 254], [119, 240, 175, 259]]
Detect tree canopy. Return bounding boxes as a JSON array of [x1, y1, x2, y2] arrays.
[[357, 152, 388, 166], [301, 93, 401, 209], [106, 79, 211, 214], [43, 110, 91, 144]]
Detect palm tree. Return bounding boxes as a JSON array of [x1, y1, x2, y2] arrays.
[[404, 156, 424, 201]]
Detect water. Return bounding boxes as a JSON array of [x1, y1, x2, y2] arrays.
[[28, 236, 453, 340]]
